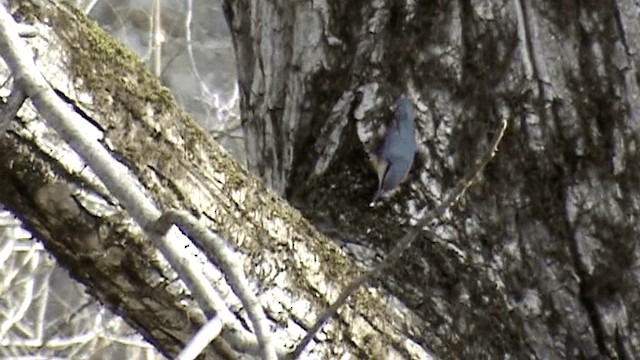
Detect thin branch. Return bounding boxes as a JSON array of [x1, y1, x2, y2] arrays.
[[39, 300, 93, 349], [151, 0, 162, 77], [185, 0, 210, 97], [83, 0, 100, 15], [291, 119, 508, 359], [176, 316, 222, 360], [147, 210, 279, 360]]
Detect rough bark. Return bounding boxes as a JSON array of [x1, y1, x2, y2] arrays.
[[225, 0, 640, 358], [0, 1, 429, 359]]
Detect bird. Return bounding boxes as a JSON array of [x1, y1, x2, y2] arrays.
[[369, 95, 417, 204]]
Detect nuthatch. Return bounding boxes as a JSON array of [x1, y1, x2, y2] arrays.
[[369, 95, 417, 203]]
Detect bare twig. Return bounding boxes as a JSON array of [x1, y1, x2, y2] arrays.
[[184, 0, 242, 130], [151, 0, 162, 77], [176, 316, 222, 360], [83, 0, 100, 15], [185, 0, 210, 98], [291, 119, 508, 358]]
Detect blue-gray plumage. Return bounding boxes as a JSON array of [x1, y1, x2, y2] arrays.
[[370, 96, 417, 203]]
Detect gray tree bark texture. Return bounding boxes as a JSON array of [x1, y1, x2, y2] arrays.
[[225, 0, 640, 359], [0, 1, 430, 359]]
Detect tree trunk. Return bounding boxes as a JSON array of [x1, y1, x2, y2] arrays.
[[1, 1, 429, 359], [225, 0, 640, 358]]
